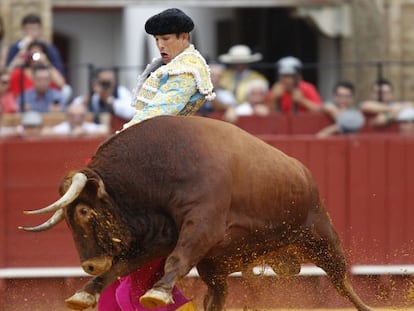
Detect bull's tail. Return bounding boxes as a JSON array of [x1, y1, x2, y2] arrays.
[[302, 172, 373, 311]]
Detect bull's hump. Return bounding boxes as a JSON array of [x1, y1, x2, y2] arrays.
[[98, 115, 302, 183]]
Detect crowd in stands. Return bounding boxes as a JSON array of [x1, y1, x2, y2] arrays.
[[202, 44, 414, 137], [0, 14, 414, 139], [0, 13, 133, 139]]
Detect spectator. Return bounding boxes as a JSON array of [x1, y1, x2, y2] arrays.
[[5, 13, 65, 75], [198, 63, 236, 114], [0, 111, 50, 139], [0, 68, 18, 113], [360, 78, 410, 127], [0, 16, 6, 68], [17, 64, 64, 113], [42, 98, 109, 137], [9, 40, 67, 101], [396, 106, 414, 135], [19, 110, 44, 138], [223, 79, 270, 124], [316, 81, 365, 138], [267, 56, 322, 113], [88, 67, 136, 124], [0, 110, 44, 139], [218, 44, 267, 104]]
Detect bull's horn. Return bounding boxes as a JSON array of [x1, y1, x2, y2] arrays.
[[19, 209, 65, 232], [24, 172, 87, 215]]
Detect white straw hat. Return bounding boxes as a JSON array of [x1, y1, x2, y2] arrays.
[[218, 45, 262, 64]]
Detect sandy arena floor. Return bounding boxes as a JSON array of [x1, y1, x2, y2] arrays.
[[125, 310, 412, 311]]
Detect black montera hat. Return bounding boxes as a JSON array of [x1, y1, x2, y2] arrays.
[[145, 8, 194, 35]]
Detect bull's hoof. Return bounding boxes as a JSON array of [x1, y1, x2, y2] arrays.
[[65, 291, 98, 310], [140, 288, 174, 309], [176, 301, 196, 311]]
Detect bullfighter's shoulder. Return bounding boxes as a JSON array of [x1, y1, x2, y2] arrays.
[[159, 48, 215, 100]]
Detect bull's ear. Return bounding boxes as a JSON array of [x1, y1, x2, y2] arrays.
[[97, 179, 108, 199], [59, 171, 81, 196], [60, 170, 108, 200], [83, 176, 108, 199]]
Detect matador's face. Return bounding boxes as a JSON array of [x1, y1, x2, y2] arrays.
[[154, 33, 190, 64]]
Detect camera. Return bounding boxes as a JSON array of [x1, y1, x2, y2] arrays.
[[23, 52, 41, 65], [31, 52, 41, 61], [99, 80, 112, 90]]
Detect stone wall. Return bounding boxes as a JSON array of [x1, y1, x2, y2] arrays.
[[0, 0, 51, 47], [340, 0, 387, 101], [340, 0, 414, 102], [398, 2, 414, 101]]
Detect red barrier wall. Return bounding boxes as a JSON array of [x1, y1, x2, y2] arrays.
[[0, 143, 6, 268], [1, 118, 414, 310], [3, 138, 103, 267], [347, 136, 414, 264], [1, 133, 413, 268], [196, 112, 400, 135], [264, 134, 414, 265]]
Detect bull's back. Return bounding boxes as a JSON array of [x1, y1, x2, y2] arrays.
[[163, 117, 316, 226], [95, 116, 317, 223], [190, 117, 315, 221]]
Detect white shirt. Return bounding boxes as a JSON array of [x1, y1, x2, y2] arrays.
[[112, 86, 137, 120], [234, 102, 254, 116], [50, 121, 107, 135]]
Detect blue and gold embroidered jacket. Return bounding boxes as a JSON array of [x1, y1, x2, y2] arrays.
[[123, 45, 215, 129]]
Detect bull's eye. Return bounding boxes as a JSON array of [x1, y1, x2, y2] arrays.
[[76, 204, 92, 219]]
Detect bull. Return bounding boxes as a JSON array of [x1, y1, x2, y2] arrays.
[[20, 115, 373, 311]]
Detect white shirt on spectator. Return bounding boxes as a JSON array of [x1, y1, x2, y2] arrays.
[[50, 121, 107, 135]]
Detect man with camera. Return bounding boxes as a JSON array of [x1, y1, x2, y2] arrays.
[[17, 64, 63, 113], [6, 13, 65, 75], [89, 67, 136, 124], [267, 56, 322, 113]]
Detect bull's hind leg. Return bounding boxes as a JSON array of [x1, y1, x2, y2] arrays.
[[302, 219, 373, 311], [197, 259, 228, 311], [269, 250, 301, 278]]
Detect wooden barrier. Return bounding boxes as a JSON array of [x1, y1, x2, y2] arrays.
[[1, 112, 90, 127], [195, 111, 400, 135], [4, 138, 102, 267], [267, 135, 414, 265], [3, 111, 399, 137], [2, 133, 413, 267]]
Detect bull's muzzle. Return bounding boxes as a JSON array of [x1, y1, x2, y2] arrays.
[[81, 256, 112, 275]]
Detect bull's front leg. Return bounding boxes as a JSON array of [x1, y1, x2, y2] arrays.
[[140, 201, 228, 309], [65, 275, 105, 310], [65, 259, 137, 310]]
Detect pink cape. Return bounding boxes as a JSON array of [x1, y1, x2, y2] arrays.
[[98, 258, 189, 311]]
